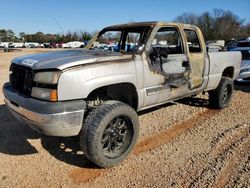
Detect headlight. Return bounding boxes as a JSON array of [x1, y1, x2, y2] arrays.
[[34, 71, 61, 84], [31, 87, 58, 101]]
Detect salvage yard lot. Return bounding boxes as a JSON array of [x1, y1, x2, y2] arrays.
[[0, 49, 249, 187]]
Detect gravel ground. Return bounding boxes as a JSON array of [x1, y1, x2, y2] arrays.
[[0, 49, 249, 187]]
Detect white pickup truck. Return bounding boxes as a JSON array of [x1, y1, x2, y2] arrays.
[[3, 22, 241, 167]]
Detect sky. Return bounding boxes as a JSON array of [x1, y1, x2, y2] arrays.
[[1, 0, 250, 35]]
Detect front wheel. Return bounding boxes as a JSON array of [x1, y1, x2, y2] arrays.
[[80, 100, 139, 168], [209, 77, 234, 109]]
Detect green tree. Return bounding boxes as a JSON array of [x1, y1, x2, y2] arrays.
[[6, 29, 16, 41], [212, 9, 244, 41], [33, 32, 45, 43], [175, 9, 248, 41], [197, 12, 214, 40], [241, 24, 250, 38], [81, 31, 92, 41], [0, 29, 7, 42], [19, 32, 26, 42], [175, 13, 199, 25]]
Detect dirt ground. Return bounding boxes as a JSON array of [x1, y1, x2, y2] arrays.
[[0, 49, 249, 187]]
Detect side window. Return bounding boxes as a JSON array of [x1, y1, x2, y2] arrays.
[[184, 30, 202, 53], [96, 31, 121, 44], [125, 32, 141, 52], [94, 31, 121, 51], [152, 27, 184, 54]]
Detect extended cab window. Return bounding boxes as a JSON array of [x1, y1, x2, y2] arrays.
[[125, 32, 141, 52], [94, 31, 121, 51], [185, 30, 202, 53], [152, 27, 184, 54]]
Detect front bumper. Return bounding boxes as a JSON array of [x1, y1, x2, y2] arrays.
[[3, 83, 86, 137]]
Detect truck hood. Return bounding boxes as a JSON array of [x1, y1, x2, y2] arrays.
[[11, 50, 133, 70]]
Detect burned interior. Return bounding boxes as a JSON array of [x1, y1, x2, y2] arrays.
[[149, 26, 189, 88]]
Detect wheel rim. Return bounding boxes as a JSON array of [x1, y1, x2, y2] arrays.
[[101, 116, 133, 159], [222, 83, 232, 104]]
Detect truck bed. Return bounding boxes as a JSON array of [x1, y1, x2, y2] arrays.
[[206, 51, 241, 90]]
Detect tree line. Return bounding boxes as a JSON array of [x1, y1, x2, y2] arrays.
[[0, 30, 93, 43], [175, 9, 250, 41], [1, 9, 250, 44]]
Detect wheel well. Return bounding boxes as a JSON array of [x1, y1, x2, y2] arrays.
[[222, 67, 234, 79], [86, 83, 138, 110]]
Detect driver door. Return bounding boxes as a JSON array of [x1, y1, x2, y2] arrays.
[[143, 26, 191, 106]]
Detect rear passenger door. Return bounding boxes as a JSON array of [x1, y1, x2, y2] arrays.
[[184, 29, 206, 89]]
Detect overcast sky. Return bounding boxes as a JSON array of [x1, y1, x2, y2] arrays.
[[1, 0, 250, 34]]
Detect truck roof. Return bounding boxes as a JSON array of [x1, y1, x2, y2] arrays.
[[104, 21, 197, 30]]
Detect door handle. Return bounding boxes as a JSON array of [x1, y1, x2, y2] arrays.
[[182, 61, 189, 67]]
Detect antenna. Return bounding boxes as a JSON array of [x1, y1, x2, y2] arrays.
[[53, 18, 64, 34]]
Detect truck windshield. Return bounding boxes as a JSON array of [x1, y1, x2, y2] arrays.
[[87, 26, 152, 54]]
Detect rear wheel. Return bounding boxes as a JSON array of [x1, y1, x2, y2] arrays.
[[209, 77, 234, 109], [80, 100, 139, 168]]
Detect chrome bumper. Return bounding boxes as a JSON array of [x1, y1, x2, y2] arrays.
[[237, 60, 250, 81], [3, 83, 86, 137]]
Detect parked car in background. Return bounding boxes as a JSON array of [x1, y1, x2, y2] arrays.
[[0, 42, 10, 48], [24, 42, 40, 48], [8, 42, 25, 48], [206, 40, 225, 52], [226, 39, 237, 51], [43, 43, 51, 48], [62, 41, 85, 48], [92, 44, 117, 51], [229, 38, 250, 81]]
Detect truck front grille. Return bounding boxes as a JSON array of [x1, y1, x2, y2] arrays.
[[10, 64, 35, 96]]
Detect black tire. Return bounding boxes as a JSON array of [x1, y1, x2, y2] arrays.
[[80, 100, 139, 168], [209, 77, 234, 109]]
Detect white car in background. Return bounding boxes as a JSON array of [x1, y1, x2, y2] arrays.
[[206, 40, 225, 52], [8, 42, 25, 48], [0, 42, 10, 48], [62, 41, 85, 48], [24, 42, 40, 48]]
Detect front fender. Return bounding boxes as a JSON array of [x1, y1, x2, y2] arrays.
[[57, 62, 137, 100]]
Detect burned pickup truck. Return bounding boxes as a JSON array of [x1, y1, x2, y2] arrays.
[[3, 22, 241, 167]]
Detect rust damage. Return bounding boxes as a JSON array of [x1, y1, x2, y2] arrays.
[[145, 22, 206, 89]]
